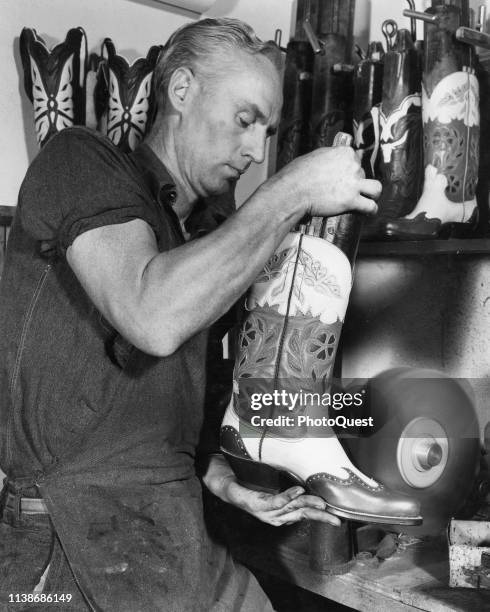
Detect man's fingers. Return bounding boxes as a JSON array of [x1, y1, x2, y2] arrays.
[[226, 482, 342, 529], [227, 482, 306, 513], [353, 193, 378, 216], [263, 486, 305, 511], [359, 178, 382, 199], [275, 494, 326, 515], [272, 507, 341, 526]]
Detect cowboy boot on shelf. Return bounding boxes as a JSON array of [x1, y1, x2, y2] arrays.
[[385, 3, 480, 240], [363, 26, 424, 240], [309, 0, 356, 147], [94, 39, 161, 152], [352, 41, 384, 179], [275, 40, 314, 171], [220, 133, 422, 526], [20, 27, 87, 148]]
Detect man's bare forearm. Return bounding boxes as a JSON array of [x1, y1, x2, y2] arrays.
[[138, 178, 303, 354]]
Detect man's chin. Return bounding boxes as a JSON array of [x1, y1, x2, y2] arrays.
[[203, 179, 237, 197]]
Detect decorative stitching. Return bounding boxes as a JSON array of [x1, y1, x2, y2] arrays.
[[220, 426, 252, 459], [307, 469, 383, 492], [9, 264, 52, 395]]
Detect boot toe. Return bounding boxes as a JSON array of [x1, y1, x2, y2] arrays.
[[383, 214, 441, 240], [306, 469, 422, 525]]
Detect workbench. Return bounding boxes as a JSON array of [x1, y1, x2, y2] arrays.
[[218, 504, 490, 612]]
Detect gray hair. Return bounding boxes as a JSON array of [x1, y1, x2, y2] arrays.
[[152, 18, 282, 113]]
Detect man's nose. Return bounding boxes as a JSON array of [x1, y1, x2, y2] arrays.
[[242, 128, 267, 165]]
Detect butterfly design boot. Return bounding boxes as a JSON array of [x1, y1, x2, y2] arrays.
[[20, 27, 88, 147], [94, 39, 161, 152]]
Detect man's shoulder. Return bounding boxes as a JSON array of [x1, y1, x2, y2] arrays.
[[41, 127, 125, 160], [17, 128, 150, 246], [25, 127, 136, 190]]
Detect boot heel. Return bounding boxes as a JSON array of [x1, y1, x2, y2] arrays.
[[222, 450, 303, 494]]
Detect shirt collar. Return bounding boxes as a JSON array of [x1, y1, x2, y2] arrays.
[[130, 141, 236, 239], [130, 142, 177, 207]]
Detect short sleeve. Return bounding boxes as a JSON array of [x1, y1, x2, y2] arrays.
[[18, 128, 159, 256]]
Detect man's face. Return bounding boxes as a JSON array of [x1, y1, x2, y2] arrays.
[[177, 50, 282, 198]]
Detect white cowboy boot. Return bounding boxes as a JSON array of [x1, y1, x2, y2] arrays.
[[220, 232, 422, 525], [384, 5, 479, 239]]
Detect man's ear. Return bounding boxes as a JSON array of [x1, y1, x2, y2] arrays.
[[167, 67, 194, 112]]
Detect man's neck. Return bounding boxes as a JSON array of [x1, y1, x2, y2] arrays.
[[144, 127, 198, 221]]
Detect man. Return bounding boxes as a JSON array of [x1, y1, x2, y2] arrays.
[[0, 18, 380, 611]]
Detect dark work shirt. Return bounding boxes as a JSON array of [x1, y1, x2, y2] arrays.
[[0, 128, 233, 610]]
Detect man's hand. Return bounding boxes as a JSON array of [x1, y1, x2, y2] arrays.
[[202, 454, 340, 527], [268, 145, 382, 219], [224, 480, 341, 527]]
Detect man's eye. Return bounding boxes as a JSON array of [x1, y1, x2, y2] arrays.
[[238, 116, 252, 128]]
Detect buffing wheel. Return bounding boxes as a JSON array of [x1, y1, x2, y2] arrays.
[[344, 368, 481, 535]]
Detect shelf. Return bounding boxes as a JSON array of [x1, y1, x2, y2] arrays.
[[2, 203, 489, 256], [358, 238, 490, 257]]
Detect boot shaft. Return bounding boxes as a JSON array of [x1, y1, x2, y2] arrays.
[[422, 5, 479, 203], [233, 233, 352, 437], [377, 28, 424, 219]]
